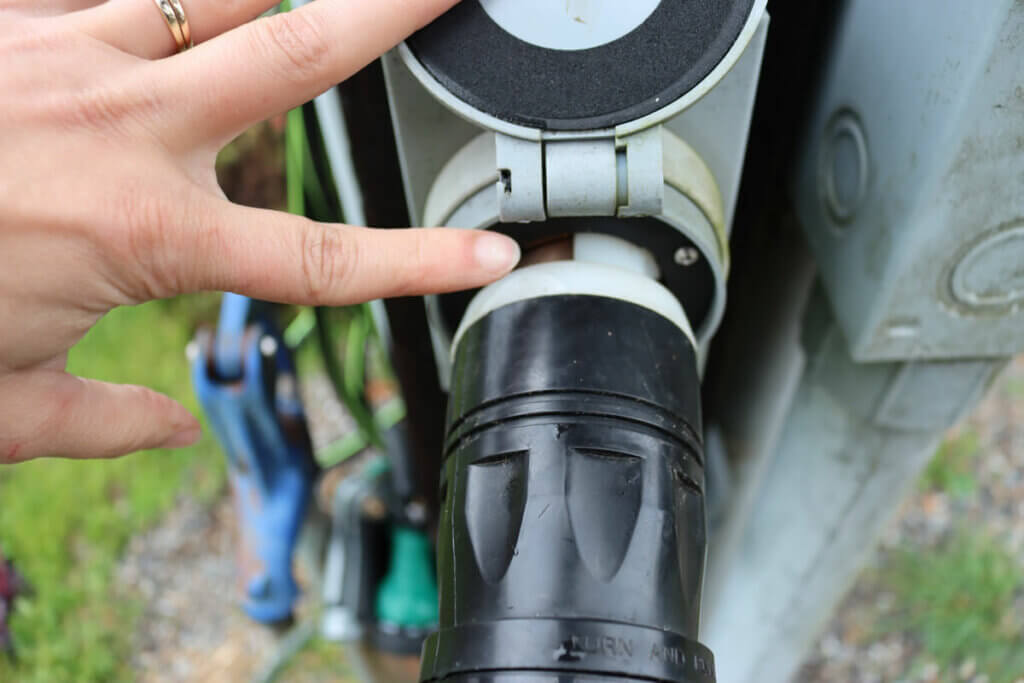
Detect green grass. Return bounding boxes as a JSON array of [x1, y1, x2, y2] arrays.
[[888, 428, 1024, 681], [921, 429, 980, 498], [877, 531, 1024, 682], [0, 296, 225, 683]]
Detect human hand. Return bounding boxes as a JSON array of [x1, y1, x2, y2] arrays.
[[0, 0, 518, 463]]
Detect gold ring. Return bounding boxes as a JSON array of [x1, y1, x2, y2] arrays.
[[152, 0, 193, 53], [167, 0, 192, 49]]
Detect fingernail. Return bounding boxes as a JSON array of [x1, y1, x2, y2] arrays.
[[474, 232, 521, 274], [160, 426, 201, 450]]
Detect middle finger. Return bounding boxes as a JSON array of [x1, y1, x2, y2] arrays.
[[154, 0, 458, 148]]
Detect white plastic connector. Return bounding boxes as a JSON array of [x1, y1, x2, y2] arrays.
[[451, 260, 697, 360]]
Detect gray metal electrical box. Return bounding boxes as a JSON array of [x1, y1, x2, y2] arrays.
[[794, 0, 1024, 361]]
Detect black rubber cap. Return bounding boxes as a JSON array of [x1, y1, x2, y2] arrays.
[[407, 0, 755, 131]]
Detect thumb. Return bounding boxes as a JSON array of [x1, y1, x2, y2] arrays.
[[161, 201, 521, 304], [0, 370, 200, 463]]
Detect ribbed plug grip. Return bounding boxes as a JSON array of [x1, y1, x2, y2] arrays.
[[421, 295, 714, 683]]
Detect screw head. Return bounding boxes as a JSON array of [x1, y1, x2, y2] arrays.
[[674, 246, 700, 267], [405, 499, 429, 525], [259, 335, 279, 358]]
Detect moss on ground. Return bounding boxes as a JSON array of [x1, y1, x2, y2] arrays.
[[876, 530, 1024, 682], [921, 429, 980, 498]]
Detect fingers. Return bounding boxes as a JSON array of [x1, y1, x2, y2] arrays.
[[2, 0, 103, 17], [154, 201, 520, 304], [156, 0, 458, 145], [72, 0, 279, 59], [0, 370, 200, 463]]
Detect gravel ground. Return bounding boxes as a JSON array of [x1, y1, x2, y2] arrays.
[[118, 362, 1024, 683], [116, 376, 342, 683], [117, 496, 278, 683], [799, 355, 1024, 683]]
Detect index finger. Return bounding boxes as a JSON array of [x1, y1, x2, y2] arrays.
[[153, 0, 458, 147]]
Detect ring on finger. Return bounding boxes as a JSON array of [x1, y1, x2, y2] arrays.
[[152, 0, 193, 53]]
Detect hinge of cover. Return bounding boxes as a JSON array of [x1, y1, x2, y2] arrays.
[[496, 126, 665, 223]]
